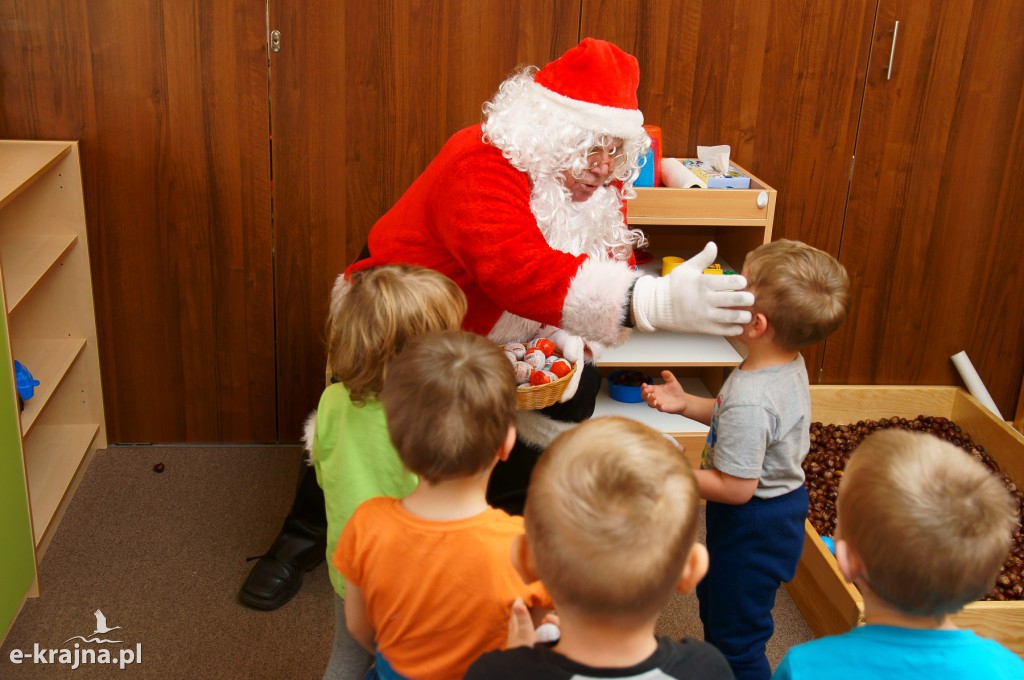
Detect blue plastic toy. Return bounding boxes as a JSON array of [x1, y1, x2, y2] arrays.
[[14, 360, 40, 401], [820, 535, 836, 556]]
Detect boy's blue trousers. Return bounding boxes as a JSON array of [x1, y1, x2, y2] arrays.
[[697, 485, 808, 680]]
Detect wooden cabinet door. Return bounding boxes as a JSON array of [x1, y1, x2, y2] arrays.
[[268, 0, 581, 438], [821, 0, 1024, 416]]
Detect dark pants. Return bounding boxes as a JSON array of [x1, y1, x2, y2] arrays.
[[486, 363, 601, 516], [697, 485, 808, 680]]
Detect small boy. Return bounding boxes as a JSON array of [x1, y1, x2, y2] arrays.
[[335, 330, 551, 680], [466, 415, 735, 679], [643, 239, 850, 680], [775, 429, 1023, 679]]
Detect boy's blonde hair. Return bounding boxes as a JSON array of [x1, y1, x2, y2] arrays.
[[525, 417, 700, 619], [382, 330, 516, 484], [329, 265, 466, 405], [839, 429, 1017, 618], [744, 239, 849, 350]]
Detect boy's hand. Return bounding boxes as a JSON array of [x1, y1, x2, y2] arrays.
[[505, 598, 535, 649], [505, 598, 561, 649], [643, 370, 689, 415]]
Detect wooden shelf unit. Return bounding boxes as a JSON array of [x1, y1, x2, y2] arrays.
[[593, 163, 775, 462], [0, 140, 107, 558]]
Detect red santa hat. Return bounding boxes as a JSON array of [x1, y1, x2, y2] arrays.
[[528, 38, 645, 141]]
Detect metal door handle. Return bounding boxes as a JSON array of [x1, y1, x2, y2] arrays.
[[886, 21, 899, 80]]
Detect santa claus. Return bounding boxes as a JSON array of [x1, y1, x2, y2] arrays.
[[241, 38, 753, 612], [338, 38, 752, 510]]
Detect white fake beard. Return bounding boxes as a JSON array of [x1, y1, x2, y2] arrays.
[[530, 176, 633, 260], [487, 177, 633, 345]]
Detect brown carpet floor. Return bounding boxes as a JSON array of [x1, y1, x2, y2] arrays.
[[2, 446, 811, 679]]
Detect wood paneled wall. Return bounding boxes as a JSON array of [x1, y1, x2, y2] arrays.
[[0, 1, 276, 441], [583, 0, 877, 381], [1, 1, 1021, 440], [268, 1, 580, 439]]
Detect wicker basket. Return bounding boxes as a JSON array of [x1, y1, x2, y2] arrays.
[[515, 360, 579, 410]]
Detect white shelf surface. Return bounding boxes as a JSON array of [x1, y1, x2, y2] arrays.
[[597, 331, 742, 367], [592, 376, 713, 437]]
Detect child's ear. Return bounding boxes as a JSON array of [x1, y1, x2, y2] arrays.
[[498, 425, 516, 462], [747, 312, 770, 339], [675, 543, 709, 594], [510, 534, 539, 584], [835, 538, 866, 584]]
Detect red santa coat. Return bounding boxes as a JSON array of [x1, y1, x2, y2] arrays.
[[346, 125, 638, 347]]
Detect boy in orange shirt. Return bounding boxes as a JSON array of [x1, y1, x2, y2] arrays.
[[335, 330, 551, 680]]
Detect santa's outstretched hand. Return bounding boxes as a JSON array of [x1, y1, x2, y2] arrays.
[[630, 242, 754, 336]]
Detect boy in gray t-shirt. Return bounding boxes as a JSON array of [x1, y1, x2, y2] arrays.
[[643, 239, 850, 680]]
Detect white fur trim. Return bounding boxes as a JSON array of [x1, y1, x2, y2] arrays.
[[516, 409, 577, 449], [524, 80, 644, 141], [561, 258, 641, 347], [302, 410, 317, 465]]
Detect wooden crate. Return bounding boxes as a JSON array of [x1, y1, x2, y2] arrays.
[[787, 385, 1024, 657]]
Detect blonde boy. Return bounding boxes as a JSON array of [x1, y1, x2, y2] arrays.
[[775, 429, 1023, 678], [466, 416, 734, 679], [644, 239, 850, 680], [335, 330, 551, 680]]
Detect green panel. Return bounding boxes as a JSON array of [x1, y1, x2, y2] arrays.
[[0, 297, 36, 637]]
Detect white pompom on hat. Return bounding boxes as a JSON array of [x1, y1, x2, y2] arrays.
[[526, 38, 645, 140]]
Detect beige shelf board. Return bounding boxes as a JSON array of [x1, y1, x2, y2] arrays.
[[591, 376, 713, 436], [0, 141, 72, 209], [627, 163, 776, 226], [597, 331, 742, 367], [0, 233, 78, 313], [23, 423, 99, 547], [16, 337, 87, 435]]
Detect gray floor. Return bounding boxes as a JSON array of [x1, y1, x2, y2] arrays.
[[2, 445, 811, 678]]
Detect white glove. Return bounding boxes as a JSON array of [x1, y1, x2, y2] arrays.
[[631, 242, 754, 336]]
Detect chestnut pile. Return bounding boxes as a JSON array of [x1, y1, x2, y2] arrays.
[[803, 416, 1024, 602]]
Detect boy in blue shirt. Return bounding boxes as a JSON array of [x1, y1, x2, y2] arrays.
[[774, 428, 1023, 679]]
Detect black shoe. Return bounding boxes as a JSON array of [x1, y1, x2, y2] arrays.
[[239, 518, 327, 611]]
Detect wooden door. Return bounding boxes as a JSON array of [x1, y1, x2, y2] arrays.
[[821, 0, 1024, 416], [581, 0, 876, 380], [0, 1, 276, 442], [268, 0, 581, 439]]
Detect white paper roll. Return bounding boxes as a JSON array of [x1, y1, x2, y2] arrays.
[[661, 158, 705, 188], [950, 351, 1003, 419]]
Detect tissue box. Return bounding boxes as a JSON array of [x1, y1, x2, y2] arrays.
[[681, 159, 751, 189]]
